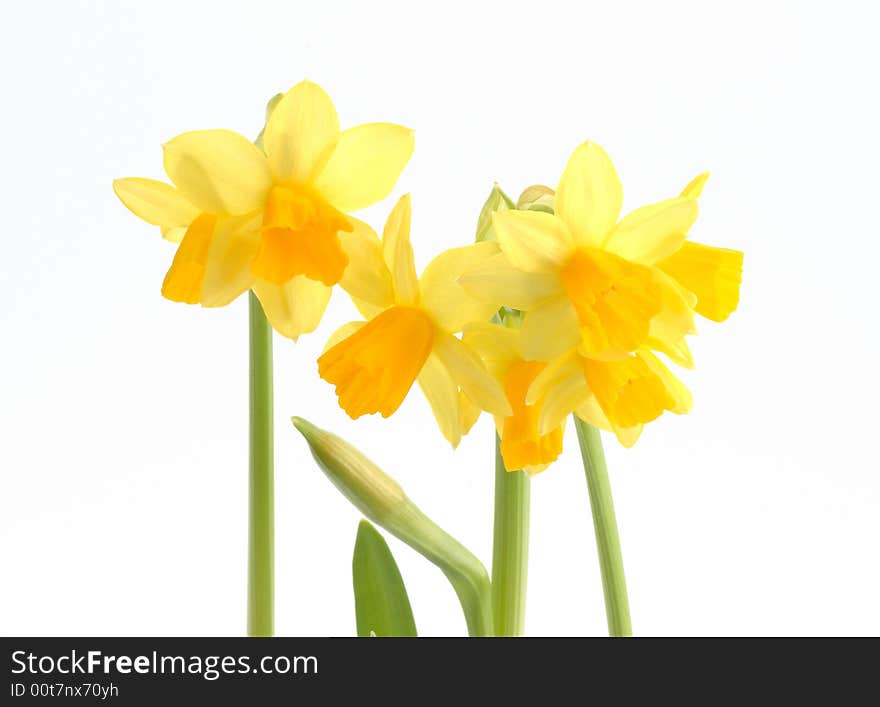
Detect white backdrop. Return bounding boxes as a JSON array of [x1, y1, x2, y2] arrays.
[[2, 0, 878, 637]]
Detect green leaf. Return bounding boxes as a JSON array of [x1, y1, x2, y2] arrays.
[[352, 520, 417, 637]]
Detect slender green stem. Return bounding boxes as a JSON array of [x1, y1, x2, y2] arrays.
[[491, 435, 530, 636], [573, 417, 632, 637], [248, 292, 274, 637]]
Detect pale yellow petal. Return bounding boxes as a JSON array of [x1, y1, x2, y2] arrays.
[[417, 352, 462, 447], [263, 80, 340, 183], [322, 321, 366, 353], [462, 321, 520, 378], [201, 214, 261, 307], [381, 194, 419, 305], [113, 177, 199, 229], [519, 296, 581, 361], [161, 227, 187, 244], [645, 268, 697, 367], [525, 350, 581, 405], [458, 252, 562, 311], [604, 197, 699, 265], [432, 331, 512, 417], [252, 275, 332, 341], [314, 123, 414, 213], [491, 210, 575, 273], [163, 129, 272, 215], [458, 392, 482, 437], [555, 141, 622, 248], [680, 172, 709, 199], [338, 217, 394, 309], [538, 367, 590, 435], [419, 242, 501, 332], [351, 296, 385, 320]]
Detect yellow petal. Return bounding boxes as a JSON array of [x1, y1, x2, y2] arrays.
[[252, 275, 332, 341], [113, 178, 199, 229], [555, 141, 622, 248], [419, 242, 501, 332], [201, 214, 261, 307], [604, 197, 699, 264], [458, 392, 482, 437], [680, 172, 709, 199], [657, 241, 743, 322], [537, 364, 590, 436], [381, 194, 420, 305], [645, 268, 697, 367], [638, 350, 692, 414], [263, 80, 340, 183], [519, 296, 582, 361], [526, 350, 581, 405], [314, 123, 414, 213], [582, 355, 678, 429], [161, 227, 187, 244], [458, 252, 562, 311], [161, 214, 217, 304], [417, 352, 461, 447], [323, 320, 366, 353], [574, 398, 643, 448], [351, 296, 385, 320], [163, 129, 272, 215], [432, 331, 512, 417], [491, 210, 575, 273], [318, 306, 433, 418], [462, 321, 521, 378], [338, 217, 394, 309]]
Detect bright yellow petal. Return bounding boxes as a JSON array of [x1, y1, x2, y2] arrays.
[[680, 172, 709, 199], [161, 227, 187, 244], [252, 275, 332, 341], [161, 214, 217, 304], [417, 352, 462, 447], [458, 391, 482, 437], [555, 141, 622, 248], [657, 241, 743, 322], [338, 217, 394, 309], [419, 242, 501, 332], [381, 194, 420, 305], [113, 178, 199, 229], [163, 129, 272, 215], [323, 320, 366, 352], [526, 350, 580, 405], [432, 331, 512, 417], [458, 252, 562, 311], [491, 210, 575, 273], [519, 296, 581, 361], [201, 214, 261, 307], [314, 123, 414, 213], [462, 321, 520, 379], [574, 398, 643, 448], [537, 365, 590, 436], [604, 197, 699, 265], [263, 80, 340, 183], [638, 350, 692, 414]]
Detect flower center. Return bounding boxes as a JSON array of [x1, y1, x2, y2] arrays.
[[499, 359, 563, 472], [253, 184, 353, 286], [582, 355, 676, 429], [161, 213, 217, 304], [318, 307, 435, 419], [560, 249, 663, 358]]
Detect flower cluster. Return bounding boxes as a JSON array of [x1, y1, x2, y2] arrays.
[[115, 81, 742, 474]]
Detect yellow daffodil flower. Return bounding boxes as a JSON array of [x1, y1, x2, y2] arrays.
[[113, 80, 414, 340], [318, 195, 512, 446], [462, 322, 564, 474]]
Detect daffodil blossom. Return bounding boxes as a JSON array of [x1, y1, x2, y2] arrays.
[[318, 195, 512, 447], [462, 322, 564, 475], [113, 80, 414, 340]]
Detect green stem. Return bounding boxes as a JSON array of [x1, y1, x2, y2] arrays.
[[248, 291, 274, 637], [491, 435, 530, 636], [573, 417, 632, 637]]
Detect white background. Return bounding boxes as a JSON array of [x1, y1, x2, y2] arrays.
[[1, 0, 878, 637]]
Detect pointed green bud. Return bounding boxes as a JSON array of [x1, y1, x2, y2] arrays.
[[517, 184, 555, 213], [475, 183, 515, 243], [291, 417, 406, 524], [292, 417, 494, 636]]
